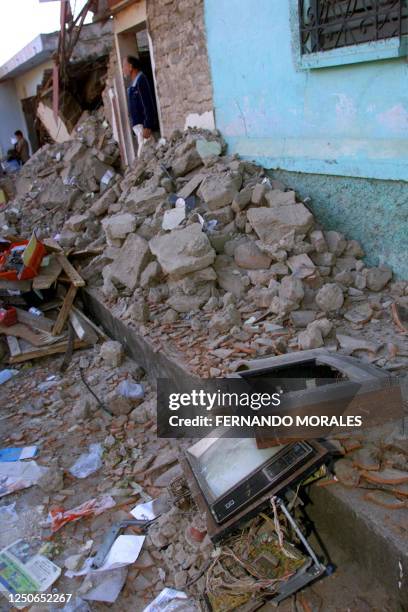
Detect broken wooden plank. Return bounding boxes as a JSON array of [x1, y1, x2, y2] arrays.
[[42, 237, 63, 253], [56, 254, 85, 287], [15, 308, 54, 332], [69, 309, 98, 344], [52, 284, 78, 336], [33, 256, 63, 290], [0, 279, 32, 292], [8, 338, 89, 364], [6, 336, 21, 357], [71, 305, 109, 340]]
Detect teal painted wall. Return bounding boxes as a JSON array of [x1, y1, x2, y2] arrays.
[[204, 0, 408, 181], [204, 0, 408, 276], [271, 170, 408, 278]]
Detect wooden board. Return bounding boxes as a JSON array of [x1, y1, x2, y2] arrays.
[[56, 254, 85, 287], [15, 308, 54, 332], [52, 284, 78, 336], [69, 309, 98, 344], [71, 305, 109, 340], [33, 256, 63, 290], [0, 279, 32, 292], [8, 338, 89, 364], [6, 336, 21, 357]]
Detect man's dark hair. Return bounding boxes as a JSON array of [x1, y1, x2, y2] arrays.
[[14, 130, 23, 137], [126, 55, 142, 71]]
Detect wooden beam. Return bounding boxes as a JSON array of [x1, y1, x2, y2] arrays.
[[56, 254, 85, 287], [52, 284, 78, 336], [8, 339, 89, 364]]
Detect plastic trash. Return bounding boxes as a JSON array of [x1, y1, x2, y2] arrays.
[[117, 380, 144, 402], [0, 502, 17, 521], [49, 495, 116, 533], [69, 444, 103, 479], [0, 369, 18, 385], [143, 588, 200, 612], [58, 597, 91, 612]]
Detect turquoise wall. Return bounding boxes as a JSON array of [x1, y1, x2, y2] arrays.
[[204, 0, 408, 276]]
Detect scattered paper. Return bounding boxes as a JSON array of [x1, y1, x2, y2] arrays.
[[131, 496, 170, 521], [66, 535, 145, 577], [0, 460, 47, 497], [81, 567, 128, 603], [0, 446, 38, 462], [0, 539, 61, 608]]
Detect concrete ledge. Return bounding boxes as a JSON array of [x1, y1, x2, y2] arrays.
[[307, 483, 408, 609], [82, 287, 408, 604]]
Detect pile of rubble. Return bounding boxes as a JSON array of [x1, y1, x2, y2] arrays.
[[26, 125, 405, 377], [3, 108, 120, 248]]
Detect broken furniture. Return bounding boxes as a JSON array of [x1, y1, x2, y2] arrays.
[[0, 240, 101, 364]]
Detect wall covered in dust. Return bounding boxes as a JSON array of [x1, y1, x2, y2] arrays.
[[271, 170, 408, 279], [147, 0, 214, 136]]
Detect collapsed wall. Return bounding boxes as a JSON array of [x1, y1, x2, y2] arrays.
[[4, 118, 408, 378], [147, 0, 215, 134]]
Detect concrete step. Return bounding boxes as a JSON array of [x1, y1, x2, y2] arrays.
[[83, 287, 408, 609]]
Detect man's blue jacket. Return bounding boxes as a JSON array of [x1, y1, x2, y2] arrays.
[[127, 72, 159, 131]]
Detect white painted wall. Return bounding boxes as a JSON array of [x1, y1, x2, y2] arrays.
[[0, 80, 27, 159]]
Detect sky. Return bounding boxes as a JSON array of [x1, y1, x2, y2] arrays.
[[0, 0, 90, 66]]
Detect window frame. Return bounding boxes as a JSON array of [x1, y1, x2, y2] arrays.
[[290, 0, 408, 69]]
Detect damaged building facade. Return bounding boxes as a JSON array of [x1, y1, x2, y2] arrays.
[[0, 21, 113, 155], [97, 0, 408, 278]]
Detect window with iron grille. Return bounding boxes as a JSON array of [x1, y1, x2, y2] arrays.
[[299, 0, 408, 55]]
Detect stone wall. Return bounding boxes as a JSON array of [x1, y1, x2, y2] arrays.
[[147, 0, 214, 136]]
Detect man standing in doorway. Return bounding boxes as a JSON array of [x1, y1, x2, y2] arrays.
[[123, 55, 159, 157]]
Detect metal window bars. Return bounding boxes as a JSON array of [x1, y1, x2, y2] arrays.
[[299, 0, 408, 54]]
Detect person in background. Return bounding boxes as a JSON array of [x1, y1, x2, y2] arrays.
[[14, 130, 29, 164], [122, 55, 159, 156]]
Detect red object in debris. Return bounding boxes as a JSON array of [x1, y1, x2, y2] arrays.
[[0, 236, 46, 281], [0, 306, 17, 327], [186, 524, 207, 543], [49, 495, 116, 533]]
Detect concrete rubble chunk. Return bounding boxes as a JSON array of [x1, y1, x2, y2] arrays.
[[100, 340, 124, 367], [140, 261, 162, 288], [90, 187, 117, 216], [126, 185, 167, 215], [264, 189, 296, 207], [110, 233, 150, 291], [196, 139, 222, 160], [251, 183, 267, 206], [232, 186, 252, 213], [344, 302, 373, 324], [279, 276, 304, 303], [290, 310, 317, 328], [324, 230, 347, 255], [149, 223, 215, 277], [102, 213, 137, 241], [126, 299, 150, 323], [214, 255, 249, 297], [315, 283, 344, 311], [312, 252, 336, 267], [198, 173, 242, 210], [233, 241, 272, 270], [247, 205, 314, 245], [298, 325, 324, 350], [65, 213, 90, 232], [172, 146, 202, 177], [287, 254, 316, 278], [209, 304, 241, 335], [366, 266, 392, 291], [310, 230, 328, 253]]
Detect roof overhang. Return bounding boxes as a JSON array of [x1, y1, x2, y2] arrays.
[[0, 32, 58, 82]]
